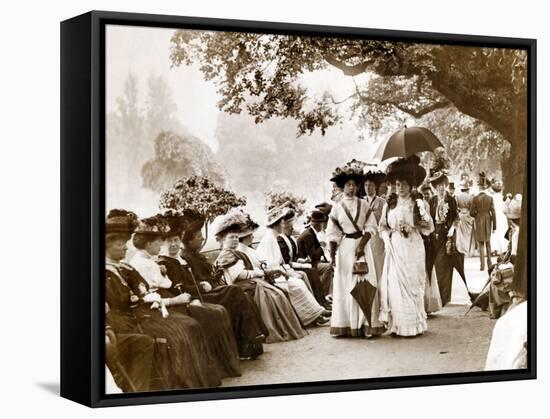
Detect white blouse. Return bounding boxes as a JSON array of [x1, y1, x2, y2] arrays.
[[130, 249, 173, 290]]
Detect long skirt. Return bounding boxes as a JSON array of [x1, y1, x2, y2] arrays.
[[330, 236, 370, 337], [456, 209, 476, 256], [204, 284, 267, 359], [429, 225, 468, 307], [156, 288, 240, 378], [181, 302, 241, 378], [276, 276, 324, 326], [235, 278, 306, 343], [134, 308, 221, 389], [379, 231, 428, 336]]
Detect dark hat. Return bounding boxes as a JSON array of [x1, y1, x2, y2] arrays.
[[160, 209, 186, 237], [134, 215, 170, 237], [310, 210, 328, 223], [420, 182, 432, 193], [428, 169, 449, 186], [315, 202, 333, 216], [449, 182, 455, 189], [363, 164, 387, 185], [385, 155, 426, 187], [106, 209, 139, 235], [330, 159, 366, 188]]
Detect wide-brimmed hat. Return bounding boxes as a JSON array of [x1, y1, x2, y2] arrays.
[[310, 210, 328, 223], [428, 169, 449, 186], [238, 213, 260, 238], [363, 163, 387, 185], [212, 210, 248, 238], [106, 209, 139, 235], [385, 155, 426, 187], [160, 209, 186, 238], [266, 201, 292, 227], [330, 159, 366, 188], [134, 215, 170, 237]]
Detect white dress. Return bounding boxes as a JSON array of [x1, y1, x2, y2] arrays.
[[488, 190, 509, 254], [326, 196, 379, 337], [256, 228, 324, 326], [378, 197, 434, 336]]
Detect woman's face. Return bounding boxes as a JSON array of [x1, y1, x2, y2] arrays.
[[364, 179, 376, 196], [187, 230, 204, 251], [222, 232, 240, 250], [395, 179, 411, 198], [435, 182, 446, 196], [343, 179, 358, 197], [166, 235, 181, 256], [377, 182, 388, 196], [106, 238, 128, 261], [145, 237, 164, 256]]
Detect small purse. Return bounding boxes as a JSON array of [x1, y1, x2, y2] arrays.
[[353, 256, 369, 275]]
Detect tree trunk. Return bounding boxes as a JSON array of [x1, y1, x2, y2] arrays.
[[501, 138, 526, 195]]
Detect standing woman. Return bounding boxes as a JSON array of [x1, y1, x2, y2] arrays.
[[378, 156, 434, 337], [488, 179, 509, 255], [326, 162, 379, 337], [455, 181, 476, 257], [427, 170, 468, 307]]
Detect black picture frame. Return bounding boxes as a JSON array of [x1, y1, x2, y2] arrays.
[[61, 10, 537, 407]]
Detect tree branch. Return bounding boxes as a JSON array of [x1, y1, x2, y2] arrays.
[[324, 55, 372, 76]]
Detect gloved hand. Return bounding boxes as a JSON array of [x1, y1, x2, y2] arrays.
[[200, 281, 212, 292], [143, 292, 162, 304], [190, 299, 202, 307]]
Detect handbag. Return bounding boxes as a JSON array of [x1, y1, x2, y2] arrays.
[[353, 255, 369, 275]]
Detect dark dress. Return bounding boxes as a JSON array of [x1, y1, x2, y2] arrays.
[[277, 234, 326, 306], [428, 194, 468, 306], [105, 261, 222, 390], [471, 191, 497, 242], [105, 313, 155, 392], [179, 249, 267, 358]]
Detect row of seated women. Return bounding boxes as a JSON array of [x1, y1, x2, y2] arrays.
[[105, 207, 331, 393]]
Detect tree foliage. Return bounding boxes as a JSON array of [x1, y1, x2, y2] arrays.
[[142, 131, 226, 193], [170, 31, 527, 192], [265, 190, 307, 216]]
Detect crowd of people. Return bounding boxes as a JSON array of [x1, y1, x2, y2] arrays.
[[105, 154, 525, 393]]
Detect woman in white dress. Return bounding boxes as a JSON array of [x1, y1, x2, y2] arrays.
[[256, 204, 329, 327], [326, 161, 380, 337], [378, 156, 434, 337], [488, 179, 509, 255]]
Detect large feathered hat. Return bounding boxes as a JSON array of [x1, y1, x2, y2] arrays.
[[363, 163, 387, 185], [385, 155, 426, 187], [330, 159, 366, 188], [105, 209, 139, 235], [134, 214, 170, 237], [428, 151, 451, 186], [266, 200, 293, 227], [212, 209, 248, 238]]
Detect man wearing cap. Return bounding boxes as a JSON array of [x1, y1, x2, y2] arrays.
[[297, 210, 334, 302]]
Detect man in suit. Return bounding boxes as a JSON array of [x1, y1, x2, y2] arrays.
[[471, 173, 497, 271], [297, 210, 334, 302]]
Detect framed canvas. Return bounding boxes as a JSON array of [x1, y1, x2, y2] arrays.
[[60, 10, 536, 407]]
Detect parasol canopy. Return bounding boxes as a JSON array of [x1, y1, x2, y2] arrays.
[[374, 127, 443, 161]]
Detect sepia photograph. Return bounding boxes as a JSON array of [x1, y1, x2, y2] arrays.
[[103, 21, 530, 395]]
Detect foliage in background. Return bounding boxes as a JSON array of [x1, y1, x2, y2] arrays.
[[265, 190, 307, 216], [170, 31, 527, 192]]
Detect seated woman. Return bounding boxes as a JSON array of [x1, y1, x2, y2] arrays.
[[129, 215, 241, 378], [214, 211, 306, 343], [278, 209, 329, 309], [157, 212, 266, 360], [105, 209, 221, 390], [256, 204, 330, 327]]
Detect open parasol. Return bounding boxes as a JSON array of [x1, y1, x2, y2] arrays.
[[374, 126, 443, 161]]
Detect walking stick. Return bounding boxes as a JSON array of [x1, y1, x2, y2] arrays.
[[464, 275, 492, 316]]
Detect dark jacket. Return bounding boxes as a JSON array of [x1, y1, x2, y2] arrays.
[[297, 226, 327, 267], [471, 191, 497, 242]]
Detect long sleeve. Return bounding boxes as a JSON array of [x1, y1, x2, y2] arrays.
[[378, 203, 390, 242], [326, 206, 343, 243], [222, 260, 247, 285]]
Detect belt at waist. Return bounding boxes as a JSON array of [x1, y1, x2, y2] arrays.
[[343, 231, 363, 239]]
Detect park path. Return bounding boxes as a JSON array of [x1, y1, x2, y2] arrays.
[[222, 256, 495, 387]]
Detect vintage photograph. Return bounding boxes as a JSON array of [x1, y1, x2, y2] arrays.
[[104, 23, 529, 394]]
